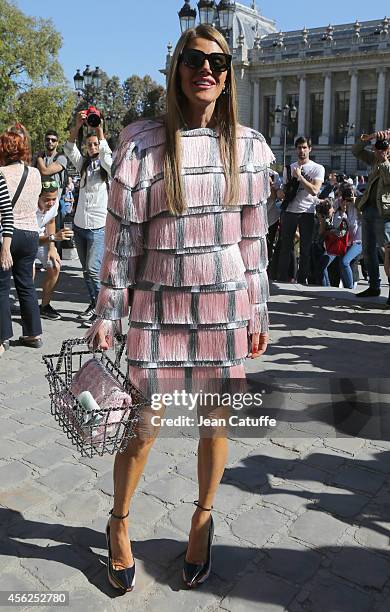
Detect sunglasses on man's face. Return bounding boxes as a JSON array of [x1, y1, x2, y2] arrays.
[[45, 137, 57, 143], [180, 48, 232, 73]]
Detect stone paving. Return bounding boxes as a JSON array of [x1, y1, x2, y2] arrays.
[[0, 260, 389, 612]]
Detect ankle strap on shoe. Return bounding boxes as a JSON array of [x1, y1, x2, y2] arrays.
[[109, 508, 129, 520], [193, 500, 213, 511]]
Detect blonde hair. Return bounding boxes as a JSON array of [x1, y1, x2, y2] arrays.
[[164, 24, 239, 215]]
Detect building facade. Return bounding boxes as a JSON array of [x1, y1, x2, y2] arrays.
[[171, 3, 390, 174]]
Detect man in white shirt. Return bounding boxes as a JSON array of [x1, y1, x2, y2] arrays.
[[64, 111, 112, 326], [277, 137, 325, 284]]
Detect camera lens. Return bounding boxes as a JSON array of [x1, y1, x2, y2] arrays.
[[87, 113, 101, 127], [375, 139, 389, 150]]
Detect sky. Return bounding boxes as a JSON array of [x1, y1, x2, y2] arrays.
[[16, 1, 390, 88]]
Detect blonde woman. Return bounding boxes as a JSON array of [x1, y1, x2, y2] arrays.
[[87, 24, 273, 593]]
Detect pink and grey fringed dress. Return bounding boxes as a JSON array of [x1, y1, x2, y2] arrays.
[[93, 119, 274, 396]]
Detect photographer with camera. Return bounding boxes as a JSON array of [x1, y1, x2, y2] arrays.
[[277, 136, 325, 284], [64, 109, 112, 325], [317, 186, 362, 289], [352, 130, 390, 304]]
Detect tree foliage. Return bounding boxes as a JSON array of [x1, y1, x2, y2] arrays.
[[0, 0, 68, 128], [122, 75, 166, 127], [73, 73, 166, 147], [14, 86, 75, 152], [0, 0, 166, 151]]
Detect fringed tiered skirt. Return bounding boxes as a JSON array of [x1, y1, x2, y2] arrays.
[[125, 244, 262, 396]]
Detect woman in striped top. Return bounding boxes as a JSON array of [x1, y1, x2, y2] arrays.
[[0, 174, 13, 355], [86, 25, 274, 592]]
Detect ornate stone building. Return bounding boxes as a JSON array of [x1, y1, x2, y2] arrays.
[[170, 2, 390, 174]]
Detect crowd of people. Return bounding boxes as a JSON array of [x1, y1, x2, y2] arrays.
[[266, 133, 390, 302], [0, 120, 389, 357], [0, 22, 389, 595], [0, 114, 113, 356], [0, 120, 389, 358]]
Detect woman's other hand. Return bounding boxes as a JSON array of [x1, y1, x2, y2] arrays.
[[0, 246, 12, 271], [248, 332, 269, 359], [95, 326, 109, 351]]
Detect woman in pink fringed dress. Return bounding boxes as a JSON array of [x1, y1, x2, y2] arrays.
[[86, 24, 274, 593]]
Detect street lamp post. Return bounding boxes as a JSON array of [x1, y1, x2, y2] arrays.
[[178, 1, 235, 47], [73, 65, 103, 105], [275, 103, 298, 167], [340, 122, 355, 175], [198, 0, 216, 25], [178, 0, 197, 31], [216, 0, 235, 47]]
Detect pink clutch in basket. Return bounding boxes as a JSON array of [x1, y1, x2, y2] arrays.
[[69, 358, 133, 443]]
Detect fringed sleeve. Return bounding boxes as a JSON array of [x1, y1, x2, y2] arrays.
[[87, 129, 145, 347], [239, 131, 274, 335]]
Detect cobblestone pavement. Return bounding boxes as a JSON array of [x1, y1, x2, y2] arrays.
[[0, 260, 389, 612]]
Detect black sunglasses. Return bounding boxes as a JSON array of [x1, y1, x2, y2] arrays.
[[180, 48, 232, 73]]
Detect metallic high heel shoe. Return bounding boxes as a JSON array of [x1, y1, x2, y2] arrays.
[[105, 508, 136, 593], [183, 500, 214, 588]]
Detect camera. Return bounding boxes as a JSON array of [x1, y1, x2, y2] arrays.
[[375, 139, 389, 150], [316, 200, 332, 217], [336, 173, 347, 183], [85, 106, 101, 127]]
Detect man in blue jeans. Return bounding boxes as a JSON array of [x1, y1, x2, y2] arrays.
[[352, 130, 390, 305], [64, 111, 112, 326], [277, 137, 325, 284]]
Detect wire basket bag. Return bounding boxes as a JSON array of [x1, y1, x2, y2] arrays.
[[42, 337, 149, 458]]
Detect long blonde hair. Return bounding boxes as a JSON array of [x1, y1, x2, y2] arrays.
[[164, 24, 239, 215]]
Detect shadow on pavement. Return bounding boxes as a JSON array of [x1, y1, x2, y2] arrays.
[[1, 447, 389, 606]]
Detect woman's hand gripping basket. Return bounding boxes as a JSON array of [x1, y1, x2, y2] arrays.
[[42, 337, 148, 457]]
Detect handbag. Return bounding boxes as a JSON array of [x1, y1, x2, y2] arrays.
[[43, 338, 148, 457], [69, 357, 133, 442], [324, 218, 349, 256], [281, 165, 300, 211]]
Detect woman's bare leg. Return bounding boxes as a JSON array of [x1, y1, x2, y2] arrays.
[[185, 423, 228, 563], [108, 404, 163, 569]]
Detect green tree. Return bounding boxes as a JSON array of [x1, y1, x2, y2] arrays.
[[72, 73, 166, 146], [122, 75, 166, 126], [14, 86, 75, 152], [0, 0, 68, 128]]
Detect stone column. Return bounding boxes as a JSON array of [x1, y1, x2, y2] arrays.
[[297, 75, 306, 136], [252, 81, 260, 131], [271, 77, 283, 145], [347, 70, 358, 144], [319, 72, 332, 144], [375, 68, 386, 132]]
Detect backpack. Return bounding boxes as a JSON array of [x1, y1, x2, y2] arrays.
[[281, 165, 300, 211], [53, 153, 67, 194]]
